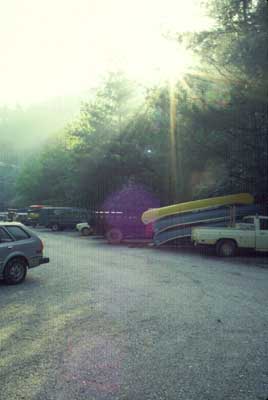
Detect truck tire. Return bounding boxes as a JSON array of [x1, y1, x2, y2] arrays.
[[216, 239, 237, 257], [4, 257, 27, 285], [82, 227, 91, 236], [106, 228, 123, 244], [51, 223, 60, 232]]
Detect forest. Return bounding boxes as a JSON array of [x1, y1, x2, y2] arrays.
[[1, 0, 267, 210]]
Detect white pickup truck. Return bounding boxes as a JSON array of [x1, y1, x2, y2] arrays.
[[191, 215, 268, 257]]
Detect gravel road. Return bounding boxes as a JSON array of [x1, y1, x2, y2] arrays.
[[1, 230, 268, 400]]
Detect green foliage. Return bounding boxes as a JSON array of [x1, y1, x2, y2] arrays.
[[13, 0, 268, 208], [16, 138, 75, 206], [177, 0, 268, 198]]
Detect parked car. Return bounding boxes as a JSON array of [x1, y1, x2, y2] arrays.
[[0, 222, 49, 284], [14, 212, 31, 225], [76, 222, 93, 236], [192, 215, 268, 257], [0, 212, 8, 222], [7, 209, 17, 221]]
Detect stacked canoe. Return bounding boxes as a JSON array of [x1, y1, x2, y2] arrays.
[[141, 193, 260, 246]]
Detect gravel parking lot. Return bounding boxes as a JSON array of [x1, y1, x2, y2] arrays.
[[1, 229, 268, 400]]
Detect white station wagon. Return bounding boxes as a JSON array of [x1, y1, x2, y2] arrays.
[[0, 222, 49, 284]]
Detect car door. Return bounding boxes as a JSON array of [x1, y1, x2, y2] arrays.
[[256, 218, 268, 251], [0, 227, 14, 275]]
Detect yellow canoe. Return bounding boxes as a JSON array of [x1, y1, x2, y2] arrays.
[[141, 193, 254, 224]]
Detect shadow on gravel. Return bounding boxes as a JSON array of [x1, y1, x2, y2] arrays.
[[155, 244, 268, 269], [0, 238, 128, 400], [0, 276, 42, 289], [80, 235, 268, 269]]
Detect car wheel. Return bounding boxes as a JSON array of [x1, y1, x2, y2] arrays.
[[82, 227, 91, 236], [4, 258, 27, 285], [216, 239, 236, 257], [51, 223, 60, 232], [106, 228, 123, 244]]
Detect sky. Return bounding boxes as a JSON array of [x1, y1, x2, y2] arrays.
[[0, 0, 213, 106]]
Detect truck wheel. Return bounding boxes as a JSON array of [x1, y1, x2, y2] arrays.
[[216, 239, 237, 257], [4, 258, 27, 285], [106, 228, 123, 244], [82, 227, 91, 236], [51, 223, 60, 232]]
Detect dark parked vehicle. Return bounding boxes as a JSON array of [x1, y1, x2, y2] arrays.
[[7, 208, 17, 221], [0, 212, 8, 222], [0, 222, 49, 284], [27, 207, 91, 231], [14, 212, 31, 225]]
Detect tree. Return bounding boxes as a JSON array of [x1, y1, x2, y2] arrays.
[[176, 0, 268, 197]]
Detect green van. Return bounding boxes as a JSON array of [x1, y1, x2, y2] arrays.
[[27, 207, 91, 231]]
